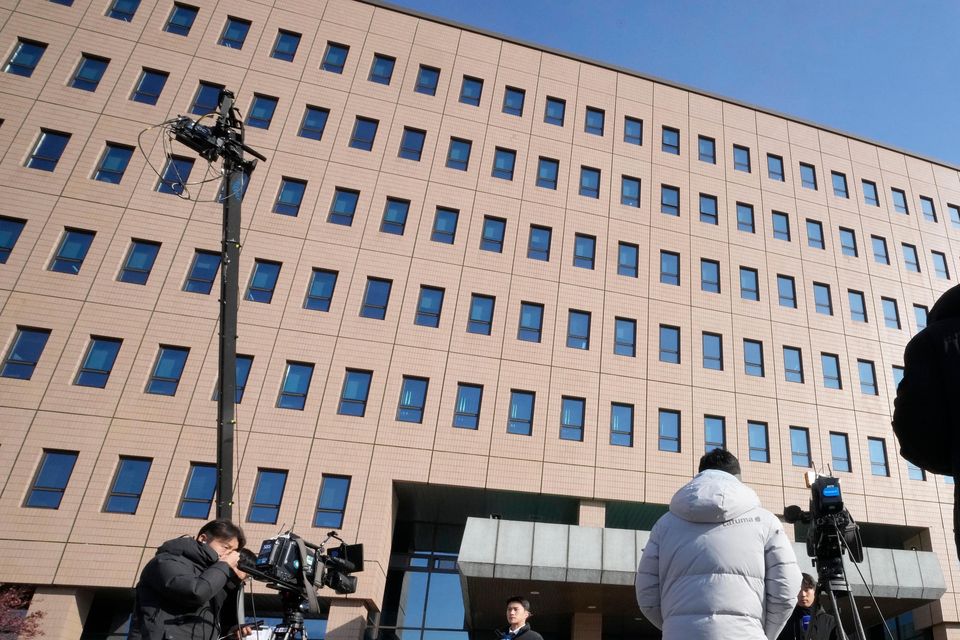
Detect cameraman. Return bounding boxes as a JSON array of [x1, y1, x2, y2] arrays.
[[132, 519, 252, 640], [777, 573, 837, 640]]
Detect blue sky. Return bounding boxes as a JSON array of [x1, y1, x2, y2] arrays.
[[386, 0, 960, 168]]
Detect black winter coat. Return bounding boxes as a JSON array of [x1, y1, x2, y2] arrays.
[[132, 536, 242, 640], [500, 624, 544, 640], [777, 606, 837, 640]]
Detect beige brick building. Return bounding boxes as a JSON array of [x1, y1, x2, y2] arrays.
[[0, 0, 958, 638]]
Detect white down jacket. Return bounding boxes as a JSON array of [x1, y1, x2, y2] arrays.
[[635, 470, 801, 640]]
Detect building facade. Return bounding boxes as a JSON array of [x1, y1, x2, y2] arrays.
[[0, 0, 958, 638]]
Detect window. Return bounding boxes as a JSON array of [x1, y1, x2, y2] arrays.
[[618, 242, 639, 278], [810, 283, 834, 315], [661, 126, 680, 155], [414, 65, 440, 95], [156, 155, 194, 195], [146, 346, 189, 395], [544, 97, 566, 126], [502, 86, 525, 116], [93, 143, 134, 184], [660, 251, 680, 286], [272, 178, 307, 216], [858, 359, 877, 395], [790, 427, 811, 467], [518, 302, 543, 342], [771, 211, 790, 241], [118, 240, 160, 285], [70, 54, 109, 91], [431, 207, 458, 244], [338, 370, 372, 416], [830, 433, 851, 473], [736, 203, 755, 233], [868, 438, 889, 476], [891, 188, 909, 214], [276, 361, 314, 410], [848, 290, 867, 323], [328, 188, 359, 226], [349, 116, 378, 151], [4, 39, 47, 77], [26, 130, 70, 172], [467, 294, 495, 335], [1, 328, 50, 380], [321, 42, 349, 73], [748, 421, 769, 463], [527, 225, 551, 261], [661, 185, 680, 216], [585, 107, 605, 135], [560, 396, 585, 441], [245, 260, 281, 303], [701, 259, 720, 293], [621, 176, 641, 207], [892, 365, 904, 390], [218, 17, 250, 49], [360, 277, 392, 320], [821, 353, 842, 389], [950, 204, 960, 228], [699, 194, 718, 225], [902, 243, 921, 272], [396, 376, 428, 423], [0, 217, 26, 263], [566, 310, 591, 350], [248, 469, 286, 523], [314, 475, 351, 528], [871, 235, 889, 265], [659, 325, 680, 364], [103, 456, 151, 514], [579, 167, 600, 198], [806, 219, 825, 249], [733, 145, 751, 172], [611, 403, 634, 447], [536, 157, 559, 190], [932, 251, 951, 280], [271, 30, 301, 61], [446, 138, 471, 171], [230, 355, 253, 404], [839, 228, 858, 257], [508, 390, 535, 436], [920, 197, 939, 221], [399, 127, 426, 161], [368, 54, 395, 84], [25, 450, 77, 509], [799, 163, 817, 190], [184, 250, 220, 294], [107, 0, 140, 21], [131, 68, 167, 104], [914, 304, 928, 330], [573, 234, 596, 269], [614, 317, 636, 357], [739, 267, 759, 301], [50, 229, 95, 274], [624, 116, 643, 145], [881, 297, 901, 329], [704, 415, 725, 453], [783, 346, 804, 383], [460, 76, 483, 106], [831, 171, 849, 198], [454, 383, 483, 429], [767, 154, 784, 181], [702, 332, 723, 371], [379, 198, 409, 236], [191, 81, 223, 115], [480, 216, 506, 253], [178, 463, 216, 518], [299, 106, 329, 141], [744, 339, 764, 377], [696, 135, 717, 164], [862, 180, 879, 206], [415, 286, 444, 328], [658, 409, 680, 452], [907, 462, 926, 482], [493, 148, 516, 180], [777, 275, 796, 308], [164, 3, 198, 35]]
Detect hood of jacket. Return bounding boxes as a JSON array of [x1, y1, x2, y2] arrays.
[[156, 535, 219, 567], [929, 284, 960, 324], [668, 469, 760, 524]]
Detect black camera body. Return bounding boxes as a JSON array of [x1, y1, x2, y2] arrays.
[[785, 475, 863, 581]]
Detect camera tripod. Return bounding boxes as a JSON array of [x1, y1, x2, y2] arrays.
[[269, 592, 310, 640], [813, 556, 867, 640]]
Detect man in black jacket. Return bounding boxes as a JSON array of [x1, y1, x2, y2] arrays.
[[501, 596, 544, 640], [778, 573, 837, 640], [132, 519, 249, 640]]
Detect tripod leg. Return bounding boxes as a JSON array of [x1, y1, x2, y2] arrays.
[[824, 583, 849, 640]]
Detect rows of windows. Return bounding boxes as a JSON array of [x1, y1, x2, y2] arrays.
[[23, 448, 351, 524]]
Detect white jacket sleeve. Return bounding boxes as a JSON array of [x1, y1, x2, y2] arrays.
[[762, 521, 802, 639], [635, 525, 663, 629]]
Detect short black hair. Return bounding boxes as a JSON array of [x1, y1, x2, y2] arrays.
[[698, 448, 741, 477], [506, 596, 531, 613], [801, 572, 817, 590], [198, 519, 246, 549]]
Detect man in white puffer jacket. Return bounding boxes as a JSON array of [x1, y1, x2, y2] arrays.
[[635, 449, 801, 640]]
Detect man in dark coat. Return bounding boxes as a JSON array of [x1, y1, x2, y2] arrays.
[[778, 573, 837, 640], [501, 596, 544, 640], [132, 519, 249, 640]]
